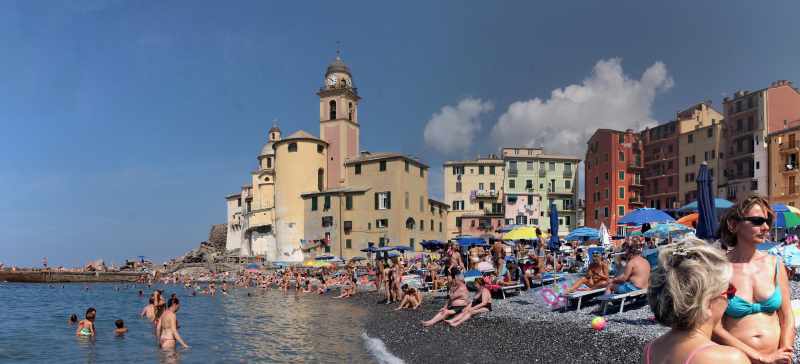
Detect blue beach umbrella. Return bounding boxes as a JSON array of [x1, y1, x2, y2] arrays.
[[456, 236, 488, 248], [643, 223, 693, 239], [548, 203, 559, 251], [564, 227, 600, 241], [678, 198, 732, 212], [618, 208, 675, 226], [420, 240, 445, 250], [695, 162, 718, 240]]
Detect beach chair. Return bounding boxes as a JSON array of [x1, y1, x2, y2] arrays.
[[559, 288, 606, 311], [497, 282, 525, 299], [596, 289, 648, 314]]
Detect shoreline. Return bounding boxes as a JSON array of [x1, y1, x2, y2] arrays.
[[353, 290, 648, 363]]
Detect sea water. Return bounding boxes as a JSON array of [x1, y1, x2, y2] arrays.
[[0, 283, 381, 363]]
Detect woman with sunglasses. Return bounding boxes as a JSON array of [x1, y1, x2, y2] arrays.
[[645, 237, 748, 363], [714, 195, 794, 364]]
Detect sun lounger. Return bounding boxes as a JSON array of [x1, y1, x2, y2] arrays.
[[529, 273, 565, 287], [497, 283, 525, 299], [559, 288, 606, 311], [596, 289, 648, 314]]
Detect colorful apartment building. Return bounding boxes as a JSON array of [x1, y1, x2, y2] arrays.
[[584, 129, 644, 235], [721, 80, 800, 202], [502, 147, 580, 238], [676, 102, 724, 205], [768, 125, 800, 206], [641, 121, 680, 210], [443, 156, 505, 239]]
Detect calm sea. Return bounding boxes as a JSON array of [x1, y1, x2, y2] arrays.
[[0, 283, 384, 363]]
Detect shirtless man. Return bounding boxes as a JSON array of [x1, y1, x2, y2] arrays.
[[491, 240, 505, 260], [605, 248, 650, 294], [157, 298, 189, 349], [140, 297, 156, 321]]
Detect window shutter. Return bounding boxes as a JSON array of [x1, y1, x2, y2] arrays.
[[386, 191, 392, 209], [374, 193, 379, 210]]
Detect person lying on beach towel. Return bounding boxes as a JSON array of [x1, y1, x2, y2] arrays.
[[445, 277, 492, 327], [645, 238, 750, 364], [422, 268, 469, 327]]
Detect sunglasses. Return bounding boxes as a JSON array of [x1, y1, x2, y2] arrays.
[[725, 283, 737, 299], [740, 216, 771, 226]]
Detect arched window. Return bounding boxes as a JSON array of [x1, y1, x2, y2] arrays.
[[405, 217, 415, 230], [266, 157, 272, 168], [348, 102, 353, 121], [317, 168, 324, 191], [329, 100, 336, 120]]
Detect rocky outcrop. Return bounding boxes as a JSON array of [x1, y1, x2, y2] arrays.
[[207, 224, 227, 251]]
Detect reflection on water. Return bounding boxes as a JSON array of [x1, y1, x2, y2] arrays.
[[0, 283, 374, 363]]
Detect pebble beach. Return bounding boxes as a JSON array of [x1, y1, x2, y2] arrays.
[[356, 280, 800, 363]]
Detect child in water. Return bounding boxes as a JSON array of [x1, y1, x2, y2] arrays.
[[114, 319, 128, 336], [68, 313, 78, 325], [76, 308, 96, 337]]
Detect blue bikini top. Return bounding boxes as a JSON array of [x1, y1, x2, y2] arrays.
[[725, 257, 782, 318]]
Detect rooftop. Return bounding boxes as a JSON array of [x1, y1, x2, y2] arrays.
[[345, 151, 429, 169], [273, 130, 327, 145]]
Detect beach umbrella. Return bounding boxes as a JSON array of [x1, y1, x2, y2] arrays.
[[629, 230, 644, 237], [502, 226, 538, 241], [456, 236, 488, 248], [350, 256, 366, 262], [643, 223, 693, 239], [548, 203, 559, 251], [391, 246, 413, 252], [420, 240, 445, 251], [618, 208, 675, 226], [772, 204, 800, 229], [677, 198, 733, 212], [695, 162, 718, 240], [564, 227, 600, 241], [676, 213, 699, 228], [497, 224, 519, 233]]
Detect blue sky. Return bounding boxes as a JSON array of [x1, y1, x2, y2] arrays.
[[1, 1, 798, 266]]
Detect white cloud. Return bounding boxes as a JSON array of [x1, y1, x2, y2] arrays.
[[423, 98, 493, 155], [489, 58, 673, 155]]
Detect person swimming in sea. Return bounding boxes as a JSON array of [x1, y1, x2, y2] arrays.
[[114, 319, 128, 336], [75, 308, 96, 337], [141, 297, 156, 321], [68, 313, 78, 325]]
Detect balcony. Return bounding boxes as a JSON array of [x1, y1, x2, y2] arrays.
[[483, 208, 504, 216], [628, 162, 644, 170], [474, 189, 499, 198], [629, 179, 644, 188], [782, 165, 800, 174], [547, 189, 573, 196], [508, 169, 518, 178], [629, 197, 644, 206], [563, 171, 573, 179]]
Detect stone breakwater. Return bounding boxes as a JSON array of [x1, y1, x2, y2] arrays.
[[354, 280, 800, 363]]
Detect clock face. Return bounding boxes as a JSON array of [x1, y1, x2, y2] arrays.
[[327, 75, 337, 86]]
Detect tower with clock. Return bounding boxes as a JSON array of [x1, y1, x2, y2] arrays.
[[317, 52, 361, 188]]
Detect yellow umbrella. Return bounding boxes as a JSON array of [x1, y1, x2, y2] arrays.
[[502, 226, 538, 240], [303, 260, 332, 268]]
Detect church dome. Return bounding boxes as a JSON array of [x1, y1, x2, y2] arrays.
[[325, 56, 351, 76]]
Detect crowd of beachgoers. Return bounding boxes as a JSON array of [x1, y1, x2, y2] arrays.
[[61, 194, 800, 363]]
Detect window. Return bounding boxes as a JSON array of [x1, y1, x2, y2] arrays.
[[594, 209, 599, 219], [527, 194, 533, 205], [594, 176, 599, 185], [430, 219, 434, 231], [419, 196, 424, 212], [688, 133, 694, 143], [565, 216, 571, 226], [619, 151, 625, 161], [549, 162, 556, 171], [490, 182, 495, 190], [311, 197, 318, 211], [317, 145, 324, 153], [455, 182, 462, 192], [605, 189, 609, 199], [378, 237, 385, 246], [322, 216, 333, 227], [478, 166, 485, 175], [479, 182, 485, 190], [288, 143, 297, 152], [376, 219, 388, 228], [619, 171, 625, 180], [751, 180, 758, 191], [348, 102, 353, 121], [404, 160, 409, 172], [345, 239, 352, 249], [420, 220, 425, 231], [490, 166, 495, 174], [707, 128, 713, 138], [266, 157, 272, 168], [527, 161, 534, 170], [317, 169, 324, 191], [604, 172, 609, 181], [619, 133, 625, 144], [379, 161, 387, 171], [355, 163, 361, 174], [406, 218, 415, 229], [439, 222, 443, 232], [404, 192, 410, 209], [509, 179, 516, 189], [604, 207, 609, 217], [453, 165, 464, 174], [618, 187, 625, 199], [346, 195, 353, 210], [375, 192, 391, 210], [420, 167, 425, 178], [323, 195, 331, 210], [526, 180, 533, 189], [409, 239, 415, 250], [564, 180, 571, 189], [325, 245, 331, 253], [478, 201, 484, 210], [329, 100, 336, 120]]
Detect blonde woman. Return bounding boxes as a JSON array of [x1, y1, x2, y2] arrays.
[[714, 195, 794, 364], [645, 238, 748, 363]]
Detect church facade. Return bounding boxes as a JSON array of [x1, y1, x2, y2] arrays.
[[225, 55, 448, 262]]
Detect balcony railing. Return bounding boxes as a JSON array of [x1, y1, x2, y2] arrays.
[[783, 165, 799, 174], [629, 197, 644, 205], [563, 171, 573, 179], [474, 190, 499, 198]]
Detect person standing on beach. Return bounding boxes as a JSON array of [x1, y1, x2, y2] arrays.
[[157, 298, 189, 349]]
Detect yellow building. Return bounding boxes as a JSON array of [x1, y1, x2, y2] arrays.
[[442, 156, 505, 239], [302, 153, 448, 259], [224, 53, 446, 262], [676, 102, 724, 205], [768, 124, 800, 206]]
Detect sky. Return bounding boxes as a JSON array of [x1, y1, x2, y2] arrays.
[[1, 1, 799, 266]]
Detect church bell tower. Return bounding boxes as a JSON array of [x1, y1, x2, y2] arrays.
[[317, 51, 361, 188]]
